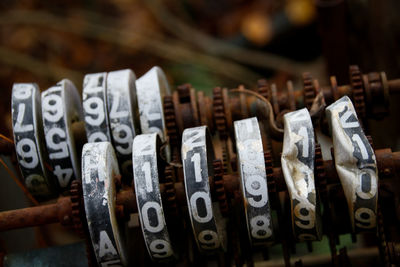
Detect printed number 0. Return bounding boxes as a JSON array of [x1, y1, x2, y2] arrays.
[[141, 202, 164, 233], [190, 191, 213, 223]]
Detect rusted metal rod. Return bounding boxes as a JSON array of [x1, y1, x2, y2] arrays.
[[0, 196, 71, 231]]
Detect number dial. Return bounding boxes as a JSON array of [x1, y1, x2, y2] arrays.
[[41, 79, 83, 190], [82, 72, 112, 143], [133, 133, 175, 261], [106, 69, 140, 182], [136, 66, 170, 142], [234, 117, 274, 245], [82, 142, 127, 266], [11, 83, 57, 198], [326, 96, 378, 232], [182, 126, 226, 253], [281, 108, 322, 241]]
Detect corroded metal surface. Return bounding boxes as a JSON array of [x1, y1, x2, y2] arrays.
[[281, 108, 322, 241], [326, 96, 378, 232]]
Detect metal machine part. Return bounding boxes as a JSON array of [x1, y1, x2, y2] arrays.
[[106, 69, 140, 183], [234, 117, 274, 245], [41, 79, 83, 190], [281, 108, 322, 242], [82, 142, 128, 266], [1, 65, 400, 266], [132, 133, 175, 261], [11, 83, 57, 199], [326, 96, 378, 233]]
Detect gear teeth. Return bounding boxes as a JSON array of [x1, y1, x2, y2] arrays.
[[349, 65, 366, 118], [377, 204, 390, 266], [164, 166, 178, 216], [70, 180, 96, 266], [263, 151, 276, 207], [70, 180, 84, 236], [163, 95, 179, 147], [303, 72, 316, 110], [315, 144, 327, 198], [222, 144, 229, 174], [213, 87, 228, 139], [213, 159, 229, 216]]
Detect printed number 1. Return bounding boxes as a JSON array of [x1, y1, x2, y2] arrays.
[[191, 153, 202, 183], [142, 161, 153, 192]]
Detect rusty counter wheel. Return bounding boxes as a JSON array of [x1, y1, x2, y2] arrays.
[[213, 87, 229, 139], [213, 159, 229, 217], [303, 72, 317, 110], [70, 180, 84, 236], [164, 165, 178, 217], [163, 95, 180, 147], [349, 65, 366, 118], [70, 175, 98, 267]]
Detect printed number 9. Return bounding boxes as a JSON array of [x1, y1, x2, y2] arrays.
[[245, 175, 268, 208]]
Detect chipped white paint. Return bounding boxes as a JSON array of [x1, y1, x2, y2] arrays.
[[12, 83, 56, 198], [132, 133, 175, 261], [136, 66, 170, 142], [82, 72, 112, 143], [106, 69, 140, 180], [326, 96, 378, 232], [234, 117, 274, 245], [281, 108, 322, 241], [182, 126, 226, 253], [41, 79, 83, 189], [82, 142, 127, 266]]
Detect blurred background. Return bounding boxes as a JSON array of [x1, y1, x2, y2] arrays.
[[0, 0, 399, 256]]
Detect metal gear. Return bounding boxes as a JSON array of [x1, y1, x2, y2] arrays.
[[164, 165, 178, 217], [315, 144, 327, 199], [264, 151, 276, 207], [213, 87, 228, 139], [163, 95, 179, 147], [349, 65, 366, 118], [213, 159, 229, 216], [303, 72, 317, 110], [70, 180, 96, 267], [70, 180, 84, 236], [377, 204, 391, 266]]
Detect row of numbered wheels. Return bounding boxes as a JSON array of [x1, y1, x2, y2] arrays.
[[11, 67, 169, 198], [81, 96, 378, 265]]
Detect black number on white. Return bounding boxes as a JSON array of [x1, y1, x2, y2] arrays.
[[106, 69, 139, 181], [182, 126, 226, 252], [234, 117, 274, 245], [82, 142, 127, 266], [41, 79, 83, 189], [281, 108, 322, 241], [133, 133, 174, 261], [83, 72, 112, 143], [12, 83, 56, 198], [326, 96, 378, 232], [136, 66, 170, 142]]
